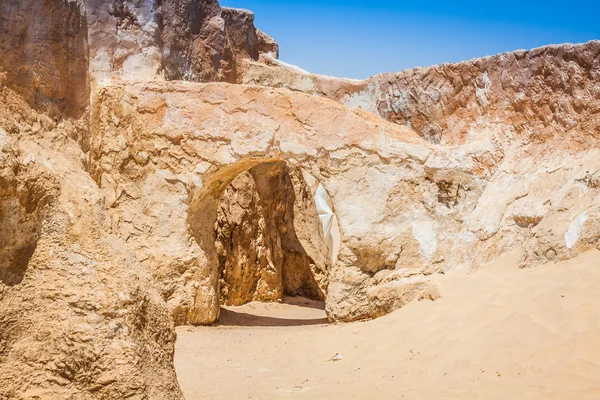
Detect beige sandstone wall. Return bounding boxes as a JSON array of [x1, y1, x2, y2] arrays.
[[0, 88, 183, 399], [88, 81, 494, 323], [0, 0, 89, 119], [91, 67, 600, 323]]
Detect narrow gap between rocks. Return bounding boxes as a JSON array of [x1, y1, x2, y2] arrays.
[[214, 161, 334, 326]]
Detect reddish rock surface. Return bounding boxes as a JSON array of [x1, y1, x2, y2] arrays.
[[242, 41, 600, 146]]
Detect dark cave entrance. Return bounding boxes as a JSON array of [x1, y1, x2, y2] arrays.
[[214, 161, 331, 308]]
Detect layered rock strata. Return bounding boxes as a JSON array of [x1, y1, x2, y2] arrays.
[[242, 41, 600, 146]]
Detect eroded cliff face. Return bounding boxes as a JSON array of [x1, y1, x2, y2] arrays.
[[0, 0, 89, 118], [87, 0, 278, 83], [242, 41, 600, 146], [89, 80, 477, 323], [0, 0, 276, 108], [91, 46, 600, 323], [0, 89, 182, 399]]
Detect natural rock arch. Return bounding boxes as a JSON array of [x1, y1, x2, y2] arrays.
[[188, 158, 334, 321], [92, 81, 474, 325]]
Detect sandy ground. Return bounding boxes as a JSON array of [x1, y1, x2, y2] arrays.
[[175, 249, 600, 399]]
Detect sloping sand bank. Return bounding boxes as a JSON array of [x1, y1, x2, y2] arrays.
[[175, 250, 600, 399]]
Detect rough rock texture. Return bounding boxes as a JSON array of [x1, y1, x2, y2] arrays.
[[0, 0, 89, 118], [216, 162, 328, 306], [85, 0, 163, 82], [90, 81, 464, 324], [0, 89, 182, 399], [2, 0, 600, 396], [86, 0, 277, 84], [92, 59, 600, 322], [242, 41, 600, 145], [216, 170, 282, 305]]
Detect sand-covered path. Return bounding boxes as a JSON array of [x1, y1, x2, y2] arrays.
[[175, 250, 600, 399]]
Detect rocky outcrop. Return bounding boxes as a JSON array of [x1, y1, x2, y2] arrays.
[[92, 48, 600, 322], [0, 0, 89, 118], [241, 41, 600, 145], [87, 0, 277, 84], [0, 89, 182, 399], [1, 0, 600, 397], [90, 80, 470, 324], [352, 41, 600, 146]]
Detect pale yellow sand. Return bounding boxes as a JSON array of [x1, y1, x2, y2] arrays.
[[175, 250, 600, 399]]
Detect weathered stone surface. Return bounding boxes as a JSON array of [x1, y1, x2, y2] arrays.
[[216, 162, 328, 306], [89, 80, 483, 324], [0, 0, 89, 118], [216, 170, 282, 305], [92, 51, 600, 322], [0, 88, 182, 399], [241, 41, 600, 146], [2, 1, 600, 397], [86, 0, 277, 84]]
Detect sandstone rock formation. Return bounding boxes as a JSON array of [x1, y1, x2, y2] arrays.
[[0, 89, 182, 399], [242, 42, 600, 143], [88, 69, 600, 325], [0, 0, 89, 118], [90, 80, 434, 324], [87, 0, 277, 84], [1, 0, 599, 397], [241, 40, 600, 265]]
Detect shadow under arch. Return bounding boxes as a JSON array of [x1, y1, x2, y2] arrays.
[[187, 156, 339, 325]]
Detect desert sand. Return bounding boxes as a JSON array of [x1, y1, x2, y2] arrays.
[[176, 249, 600, 399]]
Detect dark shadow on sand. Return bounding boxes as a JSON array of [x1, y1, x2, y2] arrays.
[[216, 308, 329, 327], [282, 296, 326, 310]]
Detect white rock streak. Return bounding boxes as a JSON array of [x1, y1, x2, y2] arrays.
[[565, 213, 588, 249]]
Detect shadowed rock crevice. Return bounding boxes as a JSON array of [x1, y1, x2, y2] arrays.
[[0, 177, 51, 286], [215, 161, 329, 307]]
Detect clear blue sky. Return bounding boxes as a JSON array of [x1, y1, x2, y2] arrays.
[[221, 0, 600, 79]]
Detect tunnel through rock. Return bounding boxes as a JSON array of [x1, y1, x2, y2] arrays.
[[214, 161, 332, 307]]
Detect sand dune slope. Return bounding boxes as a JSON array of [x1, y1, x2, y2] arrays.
[[175, 250, 600, 399]]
